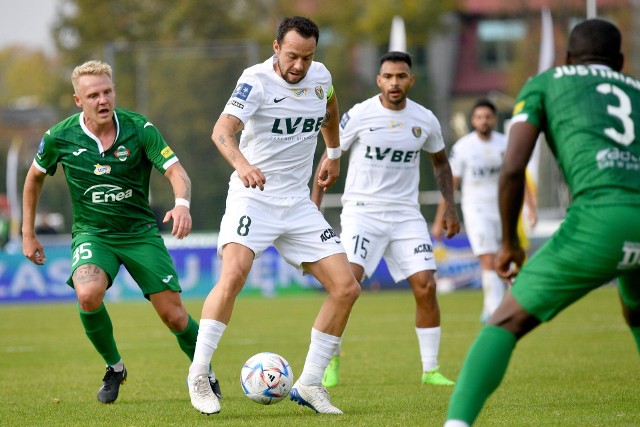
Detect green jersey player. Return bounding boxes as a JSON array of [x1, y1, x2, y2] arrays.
[[21, 60, 213, 405], [445, 19, 640, 426]]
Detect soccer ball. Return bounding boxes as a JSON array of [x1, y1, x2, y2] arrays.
[[240, 352, 294, 404]]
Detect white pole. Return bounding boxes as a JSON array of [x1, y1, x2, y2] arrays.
[[389, 16, 407, 52], [6, 136, 23, 248], [587, 0, 597, 18]]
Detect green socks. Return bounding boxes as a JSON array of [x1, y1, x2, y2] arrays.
[[78, 303, 121, 366], [172, 315, 199, 361], [447, 326, 517, 424]]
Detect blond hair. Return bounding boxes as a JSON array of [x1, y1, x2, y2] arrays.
[[71, 60, 113, 92]]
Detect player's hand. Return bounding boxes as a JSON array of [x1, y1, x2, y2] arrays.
[[430, 223, 443, 241], [164, 206, 192, 240], [316, 157, 340, 191], [23, 234, 46, 265], [441, 205, 460, 238], [237, 163, 266, 191], [495, 244, 526, 285], [527, 209, 538, 228]]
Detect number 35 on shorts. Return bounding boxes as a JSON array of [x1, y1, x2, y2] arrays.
[[72, 242, 93, 266]]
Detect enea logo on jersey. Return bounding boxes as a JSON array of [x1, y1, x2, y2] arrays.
[[114, 145, 130, 162], [84, 184, 133, 203], [161, 147, 174, 158], [93, 163, 111, 175], [232, 83, 253, 101]]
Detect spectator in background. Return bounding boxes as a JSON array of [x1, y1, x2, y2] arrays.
[[35, 212, 59, 235]]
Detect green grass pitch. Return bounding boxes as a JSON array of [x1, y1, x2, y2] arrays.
[[0, 285, 638, 426]]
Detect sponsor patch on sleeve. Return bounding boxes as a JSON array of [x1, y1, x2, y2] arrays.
[[339, 112, 350, 129], [513, 100, 525, 115], [232, 83, 253, 101], [161, 147, 174, 158]]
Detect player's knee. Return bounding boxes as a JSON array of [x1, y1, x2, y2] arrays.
[[414, 279, 437, 301], [331, 278, 360, 305], [76, 289, 104, 312], [159, 305, 188, 332]]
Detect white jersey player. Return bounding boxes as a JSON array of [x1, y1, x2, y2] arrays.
[[312, 51, 460, 388], [187, 16, 360, 416], [449, 125, 507, 257], [433, 99, 535, 322]]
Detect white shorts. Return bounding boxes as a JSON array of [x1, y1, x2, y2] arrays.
[[462, 204, 501, 256], [340, 207, 436, 283], [217, 193, 345, 272]]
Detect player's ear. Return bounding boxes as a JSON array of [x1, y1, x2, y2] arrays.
[[565, 51, 574, 65], [73, 94, 82, 109], [273, 39, 280, 55], [614, 52, 624, 71]]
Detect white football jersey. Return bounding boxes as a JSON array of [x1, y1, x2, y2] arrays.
[[221, 56, 332, 198], [340, 95, 445, 210], [449, 131, 507, 211]]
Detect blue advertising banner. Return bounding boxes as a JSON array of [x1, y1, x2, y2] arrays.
[[0, 234, 479, 304]]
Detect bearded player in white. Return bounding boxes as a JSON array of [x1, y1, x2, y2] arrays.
[[187, 16, 360, 415], [312, 51, 460, 388], [433, 99, 536, 322]]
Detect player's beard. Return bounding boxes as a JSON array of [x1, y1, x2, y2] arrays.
[[276, 59, 305, 84]]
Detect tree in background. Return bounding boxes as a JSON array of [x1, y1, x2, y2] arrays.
[[10, 0, 453, 231]]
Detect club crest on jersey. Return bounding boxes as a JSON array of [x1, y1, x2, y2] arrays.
[[315, 85, 324, 99], [94, 163, 111, 175], [114, 145, 130, 162], [412, 127, 422, 138], [293, 88, 307, 97]]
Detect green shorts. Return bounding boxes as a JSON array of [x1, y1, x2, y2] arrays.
[[512, 204, 640, 322], [67, 228, 182, 298]]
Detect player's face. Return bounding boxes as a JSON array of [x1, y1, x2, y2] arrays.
[[376, 60, 414, 110], [73, 74, 116, 129], [471, 106, 497, 139], [273, 30, 316, 84]]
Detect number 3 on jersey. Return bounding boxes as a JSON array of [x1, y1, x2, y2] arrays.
[[597, 83, 635, 146]]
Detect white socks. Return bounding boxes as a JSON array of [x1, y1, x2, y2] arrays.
[[298, 328, 341, 386], [189, 319, 227, 379], [109, 359, 125, 373], [415, 326, 441, 372], [482, 270, 506, 317]]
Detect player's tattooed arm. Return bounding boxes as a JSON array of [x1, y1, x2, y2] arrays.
[[212, 114, 244, 166], [212, 113, 265, 189], [321, 111, 331, 128]]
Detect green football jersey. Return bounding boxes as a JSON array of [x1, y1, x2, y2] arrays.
[[34, 108, 178, 235], [512, 64, 640, 205]]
